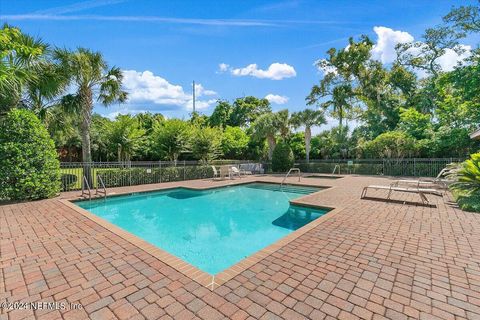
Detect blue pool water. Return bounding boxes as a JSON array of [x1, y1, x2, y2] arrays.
[[76, 183, 328, 274]]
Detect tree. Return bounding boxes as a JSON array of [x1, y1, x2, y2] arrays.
[[307, 36, 373, 127], [362, 131, 417, 159], [107, 114, 145, 162], [251, 110, 288, 160], [54, 48, 127, 164], [396, 27, 464, 77], [221, 126, 249, 159], [229, 96, 271, 127], [0, 24, 49, 112], [152, 119, 191, 162], [191, 127, 223, 162], [290, 108, 326, 162], [271, 141, 294, 172], [0, 109, 60, 200], [444, 2, 480, 34], [397, 108, 431, 140], [209, 100, 232, 128]]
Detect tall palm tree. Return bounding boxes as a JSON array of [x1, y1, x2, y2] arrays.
[[0, 24, 48, 113], [54, 48, 127, 184], [54, 48, 127, 159], [252, 110, 289, 160], [291, 109, 326, 163]]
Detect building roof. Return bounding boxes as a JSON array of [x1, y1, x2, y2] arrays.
[[471, 127, 480, 139]]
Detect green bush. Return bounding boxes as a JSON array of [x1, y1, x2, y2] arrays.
[[450, 153, 480, 212], [271, 142, 294, 172], [0, 109, 60, 200]]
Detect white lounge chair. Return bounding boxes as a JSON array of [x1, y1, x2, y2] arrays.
[[361, 184, 442, 205], [211, 166, 220, 180], [393, 167, 457, 191], [230, 166, 241, 178]]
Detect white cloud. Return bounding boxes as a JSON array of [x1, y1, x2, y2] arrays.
[[371, 26, 414, 64], [370, 26, 471, 71], [122, 70, 217, 110], [314, 58, 337, 75], [265, 94, 289, 104], [218, 63, 229, 72], [436, 45, 472, 72], [231, 62, 296, 80]]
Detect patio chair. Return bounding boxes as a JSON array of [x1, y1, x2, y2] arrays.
[[361, 183, 442, 205], [211, 165, 220, 180], [219, 165, 231, 180], [230, 166, 242, 178]]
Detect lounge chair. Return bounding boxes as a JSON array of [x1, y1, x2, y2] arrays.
[[211, 166, 220, 180], [393, 167, 457, 191], [361, 184, 442, 205], [230, 166, 241, 178]]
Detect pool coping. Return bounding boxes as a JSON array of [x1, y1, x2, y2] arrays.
[[60, 179, 343, 290]]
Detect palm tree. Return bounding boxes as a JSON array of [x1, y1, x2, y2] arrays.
[[252, 110, 289, 160], [0, 24, 48, 113], [291, 109, 326, 163], [54, 48, 127, 183]]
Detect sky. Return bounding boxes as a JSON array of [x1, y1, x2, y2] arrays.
[[1, 0, 478, 124]]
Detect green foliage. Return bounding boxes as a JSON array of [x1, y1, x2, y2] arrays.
[[191, 126, 223, 162], [152, 119, 191, 161], [288, 132, 306, 160], [106, 114, 145, 161], [0, 109, 60, 200], [221, 126, 249, 159], [229, 96, 271, 127], [362, 131, 417, 158], [428, 126, 476, 157], [397, 108, 431, 139], [209, 100, 232, 127], [271, 141, 294, 172], [0, 24, 49, 112], [452, 153, 480, 194]]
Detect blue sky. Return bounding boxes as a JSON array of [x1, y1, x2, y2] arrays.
[[1, 0, 477, 122]]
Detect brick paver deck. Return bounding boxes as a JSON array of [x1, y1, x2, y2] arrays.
[[1, 175, 480, 319]]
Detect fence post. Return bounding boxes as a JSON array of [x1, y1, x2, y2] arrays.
[[159, 161, 162, 183], [413, 158, 416, 177], [184, 160, 186, 181]]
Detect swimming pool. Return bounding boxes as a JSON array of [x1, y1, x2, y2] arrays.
[[76, 183, 328, 275]]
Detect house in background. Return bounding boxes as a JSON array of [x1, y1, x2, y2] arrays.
[[471, 128, 480, 140]]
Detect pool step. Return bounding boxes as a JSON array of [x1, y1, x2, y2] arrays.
[[247, 184, 317, 195]]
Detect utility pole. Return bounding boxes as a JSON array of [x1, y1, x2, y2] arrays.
[[192, 80, 196, 113]]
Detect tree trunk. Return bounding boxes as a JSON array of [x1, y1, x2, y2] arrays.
[[267, 135, 276, 161], [80, 87, 93, 188], [305, 126, 311, 163]]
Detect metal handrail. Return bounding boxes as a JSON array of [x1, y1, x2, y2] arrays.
[[96, 175, 107, 198], [281, 168, 301, 187], [81, 175, 91, 200], [332, 165, 340, 174]]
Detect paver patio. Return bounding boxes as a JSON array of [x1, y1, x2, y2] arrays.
[[1, 175, 480, 320]]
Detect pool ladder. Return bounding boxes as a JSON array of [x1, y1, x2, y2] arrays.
[[96, 175, 107, 198], [81, 175, 91, 200], [281, 168, 301, 188]]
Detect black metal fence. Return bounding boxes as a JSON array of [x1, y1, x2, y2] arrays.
[[60, 158, 463, 192], [60, 160, 255, 192], [295, 158, 463, 177]]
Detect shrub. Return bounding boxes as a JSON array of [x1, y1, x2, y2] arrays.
[[0, 109, 60, 200], [271, 142, 294, 172]]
